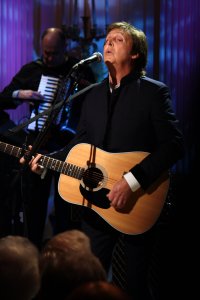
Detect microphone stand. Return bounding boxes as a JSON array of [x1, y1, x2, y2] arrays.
[[6, 65, 84, 241], [22, 66, 81, 165], [7, 81, 99, 137]]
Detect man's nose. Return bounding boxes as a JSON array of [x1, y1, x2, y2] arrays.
[[105, 40, 113, 47]]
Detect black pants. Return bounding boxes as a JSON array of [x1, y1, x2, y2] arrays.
[[81, 209, 156, 300]]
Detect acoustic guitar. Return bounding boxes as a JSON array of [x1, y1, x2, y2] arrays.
[[0, 141, 169, 235]]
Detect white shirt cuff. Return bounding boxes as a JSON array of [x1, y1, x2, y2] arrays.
[[123, 172, 141, 192], [12, 90, 20, 98]]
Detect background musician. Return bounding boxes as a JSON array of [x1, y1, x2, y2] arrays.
[[0, 27, 95, 248]]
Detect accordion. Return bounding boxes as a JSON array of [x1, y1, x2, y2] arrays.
[[28, 75, 60, 131]]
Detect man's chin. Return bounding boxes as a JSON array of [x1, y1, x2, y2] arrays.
[[105, 60, 113, 67]]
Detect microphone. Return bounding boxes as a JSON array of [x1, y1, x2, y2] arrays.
[[73, 52, 103, 69]]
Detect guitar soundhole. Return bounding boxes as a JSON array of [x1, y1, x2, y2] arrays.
[[82, 167, 104, 189]]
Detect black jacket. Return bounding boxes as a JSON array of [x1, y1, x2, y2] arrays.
[[55, 72, 184, 190]]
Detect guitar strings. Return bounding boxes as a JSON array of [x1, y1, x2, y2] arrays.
[[83, 170, 117, 185]]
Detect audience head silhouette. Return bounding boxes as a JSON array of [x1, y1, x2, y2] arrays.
[[37, 230, 107, 300], [0, 235, 40, 300], [66, 280, 132, 300]]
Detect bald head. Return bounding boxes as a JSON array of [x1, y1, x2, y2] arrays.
[[41, 27, 67, 67], [42, 28, 66, 46]]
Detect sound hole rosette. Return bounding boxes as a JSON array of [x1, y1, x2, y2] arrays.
[[80, 163, 108, 192]]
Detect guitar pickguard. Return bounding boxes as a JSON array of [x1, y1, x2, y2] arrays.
[[79, 185, 110, 208]]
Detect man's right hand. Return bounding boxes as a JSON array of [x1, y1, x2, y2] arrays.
[[18, 90, 44, 100]]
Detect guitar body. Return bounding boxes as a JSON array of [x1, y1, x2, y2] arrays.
[[0, 139, 170, 235], [58, 143, 170, 235]]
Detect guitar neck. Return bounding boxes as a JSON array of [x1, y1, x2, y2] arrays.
[[0, 141, 84, 180]]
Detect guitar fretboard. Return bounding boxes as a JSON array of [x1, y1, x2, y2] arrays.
[[0, 141, 84, 180], [38, 155, 84, 179]]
